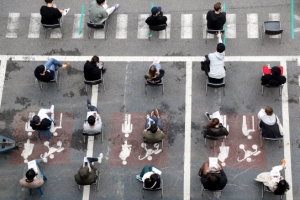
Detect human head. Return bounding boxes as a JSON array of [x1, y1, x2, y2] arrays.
[[147, 65, 157, 79], [207, 173, 221, 185], [151, 7, 161, 16], [96, 0, 105, 5], [36, 65, 45, 74], [265, 106, 273, 116], [274, 180, 290, 195], [45, 0, 53, 3], [144, 173, 160, 188], [216, 43, 225, 53], [26, 169, 37, 181], [32, 115, 41, 125], [91, 56, 99, 64], [214, 2, 222, 11], [88, 115, 95, 125], [271, 66, 281, 77], [207, 118, 219, 128], [149, 124, 158, 133]]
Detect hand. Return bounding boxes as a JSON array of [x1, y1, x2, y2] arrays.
[[52, 3, 57, 8], [217, 31, 222, 38]]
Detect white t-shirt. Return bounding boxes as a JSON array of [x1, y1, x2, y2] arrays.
[[258, 108, 276, 125]]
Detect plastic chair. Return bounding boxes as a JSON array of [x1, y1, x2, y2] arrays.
[[78, 169, 100, 191], [206, 77, 225, 96], [145, 78, 164, 95], [201, 186, 223, 198], [84, 70, 105, 93], [262, 183, 284, 199], [148, 24, 167, 40], [38, 127, 51, 141], [87, 21, 108, 39], [259, 122, 283, 147], [261, 21, 283, 45], [206, 29, 225, 44], [42, 23, 63, 38], [142, 177, 163, 198], [261, 84, 283, 96], [37, 70, 59, 91]]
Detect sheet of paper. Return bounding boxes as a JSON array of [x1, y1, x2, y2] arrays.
[[209, 157, 218, 169], [27, 160, 38, 173], [152, 167, 162, 175]]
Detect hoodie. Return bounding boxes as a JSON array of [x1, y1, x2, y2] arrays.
[[206, 10, 226, 30], [208, 38, 225, 79], [84, 61, 101, 81], [258, 108, 276, 125]]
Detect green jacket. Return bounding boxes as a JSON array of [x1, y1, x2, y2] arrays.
[[142, 130, 165, 143], [89, 0, 108, 23], [75, 165, 97, 185]]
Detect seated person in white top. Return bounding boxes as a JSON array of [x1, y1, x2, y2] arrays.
[[207, 32, 226, 80], [258, 106, 282, 138], [83, 99, 102, 135], [258, 106, 276, 126]]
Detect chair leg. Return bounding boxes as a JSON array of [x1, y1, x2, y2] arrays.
[[78, 184, 81, 190], [101, 128, 103, 143], [262, 183, 264, 198], [89, 28, 92, 39], [38, 80, 43, 91], [206, 84, 208, 96], [162, 84, 164, 95], [260, 134, 263, 148], [105, 22, 108, 40], [261, 85, 264, 96], [204, 138, 206, 147], [102, 76, 105, 92], [44, 28, 47, 38], [223, 86, 225, 96], [279, 32, 282, 45], [261, 25, 264, 45], [205, 31, 208, 44], [85, 84, 88, 93], [60, 26, 63, 38], [145, 84, 147, 95], [165, 29, 167, 40], [279, 85, 282, 96], [201, 186, 204, 196]]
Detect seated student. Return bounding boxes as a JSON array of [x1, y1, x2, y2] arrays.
[[89, 0, 119, 24], [255, 160, 290, 195], [203, 112, 229, 138], [19, 159, 47, 196], [30, 105, 54, 131], [35, 58, 70, 82], [258, 106, 283, 138], [136, 165, 161, 189], [40, 0, 70, 25], [75, 154, 103, 185], [142, 109, 165, 143], [83, 99, 102, 135], [198, 159, 227, 190], [261, 65, 286, 86], [84, 56, 107, 81], [206, 2, 226, 31], [145, 6, 168, 26], [145, 59, 165, 84]]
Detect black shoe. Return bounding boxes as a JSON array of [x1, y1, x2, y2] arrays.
[[87, 99, 91, 109], [43, 175, 47, 181], [102, 68, 107, 73], [205, 112, 211, 121]]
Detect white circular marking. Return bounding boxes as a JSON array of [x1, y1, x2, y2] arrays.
[[246, 158, 251, 162], [141, 143, 145, 148], [44, 141, 49, 146], [125, 134, 129, 137], [221, 162, 226, 167], [252, 144, 258, 149], [50, 155, 54, 159], [247, 135, 252, 140], [147, 156, 153, 161], [24, 159, 28, 163], [57, 141, 62, 146], [239, 144, 245, 149], [28, 132, 32, 136], [53, 132, 58, 136], [122, 161, 127, 165]]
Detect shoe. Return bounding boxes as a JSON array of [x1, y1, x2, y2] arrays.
[[153, 109, 159, 118], [136, 175, 142, 181], [87, 99, 91, 108], [114, 4, 119, 9], [98, 153, 103, 163], [146, 114, 150, 119], [205, 112, 211, 121], [63, 8, 70, 16], [62, 62, 71, 70], [50, 105, 54, 113], [102, 68, 107, 73]]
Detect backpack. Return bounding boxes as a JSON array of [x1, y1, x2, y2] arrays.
[[201, 55, 210, 73]]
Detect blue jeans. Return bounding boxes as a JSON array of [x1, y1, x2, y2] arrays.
[[140, 165, 154, 177], [149, 63, 161, 70], [44, 58, 63, 72], [87, 104, 98, 113], [145, 116, 162, 129]]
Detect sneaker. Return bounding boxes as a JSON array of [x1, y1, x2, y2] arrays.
[[205, 112, 211, 121], [136, 175, 142, 181], [153, 109, 159, 118], [50, 105, 54, 114], [98, 153, 103, 163], [62, 62, 71, 70], [63, 8, 70, 16], [102, 68, 107, 73], [114, 4, 119, 9], [146, 114, 150, 119]]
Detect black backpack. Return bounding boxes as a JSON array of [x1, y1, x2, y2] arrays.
[[201, 55, 210, 73]]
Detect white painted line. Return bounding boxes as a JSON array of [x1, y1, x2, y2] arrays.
[[159, 14, 171, 39], [6, 13, 20, 38], [203, 14, 214, 39], [280, 61, 293, 200], [181, 14, 193, 39], [72, 14, 85, 39], [269, 13, 280, 38], [183, 61, 192, 200], [82, 84, 99, 200], [247, 13, 258, 38], [116, 14, 128, 39], [0, 60, 7, 108], [137, 14, 149, 39], [295, 14, 300, 21], [226, 14, 236, 38], [298, 75, 300, 86], [28, 13, 41, 38]]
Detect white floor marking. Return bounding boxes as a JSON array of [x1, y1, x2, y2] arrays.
[[137, 14, 149, 39], [218, 115, 229, 166], [21, 139, 34, 163], [280, 61, 293, 200], [82, 84, 98, 200], [119, 140, 132, 165], [226, 14, 236, 38], [242, 115, 255, 139], [159, 14, 171, 39], [181, 14, 192, 39], [298, 75, 300, 86], [93, 28, 105, 39], [247, 13, 258, 38], [122, 114, 132, 137], [6, 13, 20, 38], [269, 13, 280, 38], [28, 13, 41, 38], [72, 14, 85, 39], [139, 143, 162, 160], [203, 14, 214, 39], [116, 14, 128, 39], [0, 60, 7, 109], [183, 61, 192, 200], [237, 144, 261, 162], [40, 141, 64, 162]]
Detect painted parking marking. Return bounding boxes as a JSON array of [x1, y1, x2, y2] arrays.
[[116, 14, 128, 39], [159, 14, 171, 39], [226, 14, 236, 38], [203, 14, 214, 39], [72, 14, 85, 39], [247, 13, 258, 38], [269, 13, 280, 38], [137, 14, 149, 39], [6, 13, 20, 38], [28, 13, 41, 38], [181, 14, 193, 39]]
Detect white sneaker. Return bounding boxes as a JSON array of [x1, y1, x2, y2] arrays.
[[63, 8, 70, 16], [50, 105, 54, 113], [98, 153, 103, 163], [114, 4, 119, 9]]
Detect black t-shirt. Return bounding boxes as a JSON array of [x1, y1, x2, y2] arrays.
[[84, 61, 101, 81], [201, 170, 227, 190], [30, 118, 52, 130], [145, 15, 167, 26], [34, 67, 55, 82], [206, 10, 226, 30], [261, 74, 286, 86], [40, 6, 62, 25]]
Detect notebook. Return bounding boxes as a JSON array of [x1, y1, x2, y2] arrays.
[[152, 167, 162, 175], [27, 160, 38, 173], [209, 157, 219, 169]]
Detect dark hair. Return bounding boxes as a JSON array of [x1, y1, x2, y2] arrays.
[[146, 65, 158, 80], [36, 65, 45, 73], [207, 174, 220, 185], [214, 2, 222, 11], [96, 0, 105, 4], [144, 174, 160, 188], [271, 66, 281, 77], [217, 43, 225, 53], [207, 118, 219, 128], [45, 0, 53, 3], [265, 106, 273, 116], [26, 169, 36, 181], [149, 124, 158, 133], [88, 115, 95, 125], [91, 56, 99, 64], [274, 180, 289, 195]]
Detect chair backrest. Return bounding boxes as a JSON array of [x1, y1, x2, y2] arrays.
[[87, 21, 105, 29], [84, 79, 102, 85], [207, 77, 225, 87], [42, 24, 60, 29], [265, 29, 283, 35], [264, 83, 282, 88], [207, 29, 225, 35], [143, 139, 162, 144], [149, 24, 167, 31], [145, 78, 164, 85], [143, 178, 163, 190], [206, 135, 226, 140], [262, 137, 283, 141], [263, 21, 283, 35]]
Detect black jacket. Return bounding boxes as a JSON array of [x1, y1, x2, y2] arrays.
[[260, 120, 283, 138], [84, 61, 101, 81], [30, 118, 52, 130], [145, 15, 167, 26], [34, 68, 55, 82], [201, 170, 227, 190], [203, 125, 229, 138], [206, 10, 226, 30], [261, 75, 286, 86], [75, 165, 97, 185], [40, 6, 62, 25]]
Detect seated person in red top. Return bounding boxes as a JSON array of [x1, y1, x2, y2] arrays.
[[145, 6, 168, 26], [206, 2, 226, 31], [40, 0, 70, 25], [203, 112, 229, 138], [84, 56, 107, 81], [261, 65, 286, 86]]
